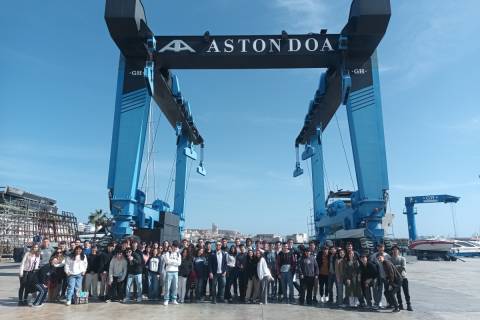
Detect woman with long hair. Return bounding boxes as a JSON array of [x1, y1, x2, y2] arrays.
[[48, 248, 66, 302], [224, 245, 237, 302], [178, 248, 192, 303], [192, 247, 206, 302], [18, 243, 40, 305], [64, 245, 88, 306]]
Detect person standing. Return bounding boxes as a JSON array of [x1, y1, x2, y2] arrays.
[[39, 238, 54, 267], [298, 249, 319, 305], [146, 248, 161, 300], [178, 248, 193, 303], [343, 250, 360, 307], [18, 243, 40, 305], [193, 248, 206, 302], [276, 242, 296, 304], [107, 250, 127, 302], [391, 246, 413, 311], [163, 241, 181, 306], [64, 246, 88, 306], [335, 248, 346, 307], [98, 242, 115, 300], [316, 246, 330, 303], [245, 249, 259, 303], [257, 249, 273, 305], [370, 243, 391, 309], [236, 244, 248, 302], [84, 246, 101, 299], [224, 245, 237, 302], [209, 241, 228, 304], [378, 254, 403, 313], [48, 248, 66, 302], [327, 246, 337, 304], [124, 247, 143, 303]]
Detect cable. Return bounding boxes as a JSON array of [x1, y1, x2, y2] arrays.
[[140, 101, 163, 191], [335, 113, 356, 190], [164, 154, 176, 204]]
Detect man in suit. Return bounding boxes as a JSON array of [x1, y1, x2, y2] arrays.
[[209, 241, 228, 303]]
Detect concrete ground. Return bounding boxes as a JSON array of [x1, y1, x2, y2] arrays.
[[1, 258, 479, 320]]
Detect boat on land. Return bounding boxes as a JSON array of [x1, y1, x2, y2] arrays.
[[409, 239, 480, 260]]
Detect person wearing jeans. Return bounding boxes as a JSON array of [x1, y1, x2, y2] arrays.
[[276, 243, 296, 304], [164, 241, 182, 305], [147, 248, 161, 300], [124, 247, 143, 303], [209, 242, 228, 304], [64, 246, 88, 306]]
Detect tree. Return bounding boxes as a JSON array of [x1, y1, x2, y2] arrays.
[[88, 209, 111, 241]]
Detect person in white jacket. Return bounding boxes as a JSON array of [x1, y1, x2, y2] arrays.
[[64, 246, 88, 306], [163, 242, 181, 306], [257, 250, 273, 305], [18, 243, 40, 305]]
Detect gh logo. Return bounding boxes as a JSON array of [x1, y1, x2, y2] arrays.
[[159, 40, 196, 53]]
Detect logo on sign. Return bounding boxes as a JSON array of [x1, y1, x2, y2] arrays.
[[159, 40, 196, 53]]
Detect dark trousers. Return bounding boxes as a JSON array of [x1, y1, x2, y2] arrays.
[[396, 278, 411, 306], [361, 279, 374, 306], [225, 267, 237, 300], [18, 271, 36, 301], [318, 274, 329, 297], [107, 277, 124, 301], [238, 270, 247, 300], [299, 276, 314, 305], [32, 284, 48, 306], [195, 276, 204, 300], [327, 273, 337, 302], [211, 274, 226, 302], [385, 283, 401, 308]]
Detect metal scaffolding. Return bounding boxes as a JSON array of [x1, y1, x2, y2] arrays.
[[0, 186, 78, 255]]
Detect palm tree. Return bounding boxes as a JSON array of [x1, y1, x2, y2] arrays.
[[88, 209, 110, 240]]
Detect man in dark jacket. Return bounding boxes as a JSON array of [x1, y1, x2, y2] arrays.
[[359, 253, 378, 308], [98, 243, 115, 300], [276, 243, 296, 304], [236, 244, 248, 302], [124, 247, 143, 303], [209, 241, 228, 303], [378, 254, 402, 312]]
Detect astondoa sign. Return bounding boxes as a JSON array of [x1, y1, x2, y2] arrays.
[[154, 34, 341, 69]]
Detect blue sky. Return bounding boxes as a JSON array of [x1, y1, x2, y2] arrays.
[[1, 0, 479, 238]]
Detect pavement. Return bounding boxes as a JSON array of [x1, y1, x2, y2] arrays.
[[1, 257, 479, 320]]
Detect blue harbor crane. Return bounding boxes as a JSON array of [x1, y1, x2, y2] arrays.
[[404, 195, 460, 241], [103, 0, 391, 242]]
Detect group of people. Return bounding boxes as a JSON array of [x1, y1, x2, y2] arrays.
[[18, 237, 413, 312]]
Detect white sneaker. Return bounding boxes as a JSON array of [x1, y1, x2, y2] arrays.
[[163, 301, 168, 306], [66, 301, 71, 306], [172, 300, 178, 305]]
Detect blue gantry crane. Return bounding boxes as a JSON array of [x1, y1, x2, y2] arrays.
[[103, 0, 391, 242], [404, 195, 460, 241]]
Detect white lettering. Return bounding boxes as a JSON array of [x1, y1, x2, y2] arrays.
[[238, 39, 251, 53], [159, 40, 195, 53], [206, 39, 220, 53], [252, 39, 266, 52], [321, 38, 334, 51], [224, 39, 234, 53], [269, 39, 281, 53], [305, 38, 319, 52], [288, 38, 301, 52]]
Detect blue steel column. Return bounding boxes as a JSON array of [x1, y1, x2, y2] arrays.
[[108, 55, 151, 239], [345, 51, 389, 239], [405, 203, 417, 241], [173, 133, 188, 237], [310, 127, 327, 244]]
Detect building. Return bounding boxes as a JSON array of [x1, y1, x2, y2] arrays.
[[285, 233, 308, 243], [0, 186, 78, 255]]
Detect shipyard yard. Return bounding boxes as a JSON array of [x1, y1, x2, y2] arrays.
[[1, 258, 479, 320]]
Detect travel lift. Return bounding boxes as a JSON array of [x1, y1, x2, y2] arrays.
[[104, 0, 391, 241], [293, 35, 391, 248]]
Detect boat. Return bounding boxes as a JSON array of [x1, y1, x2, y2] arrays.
[[451, 240, 480, 257], [409, 239, 455, 261]]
